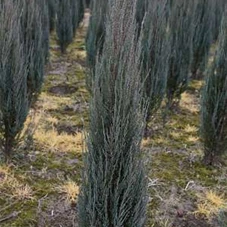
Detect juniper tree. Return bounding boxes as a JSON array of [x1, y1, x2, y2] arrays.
[[38, 0, 50, 62], [0, 0, 31, 159], [71, 0, 84, 37], [166, 1, 194, 110], [48, 0, 56, 32], [78, 0, 147, 226], [136, 0, 147, 33], [140, 0, 169, 135], [164, 0, 173, 21], [191, 0, 213, 79], [212, 0, 227, 42], [85, 0, 91, 8], [20, 0, 47, 104], [200, 10, 227, 165], [71, 0, 78, 36], [56, 0, 73, 53], [86, 0, 108, 73], [77, 0, 85, 26]]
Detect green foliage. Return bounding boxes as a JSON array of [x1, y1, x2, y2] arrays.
[[140, 0, 169, 131], [77, 0, 85, 26], [136, 0, 147, 33], [85, 0, 91, 8], [20, 0, 48, 104], [166, 1, 194, 109], [56, 0, 74, 53], [86, 0, 107, 73], [78, 0, 147, 226], [56, 0, 83, 53], [0, 0, 30, 159], [212, 0, 227, 42], [218, 210, 227, 227], [48, 0, 56, 32], [200, 10, 227, 165], [191, 0, 213, 78], [71, 0, 84, 36], [38, 0, 50, 62]]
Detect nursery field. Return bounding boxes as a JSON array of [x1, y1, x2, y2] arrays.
[[0, 10, 226, 227]]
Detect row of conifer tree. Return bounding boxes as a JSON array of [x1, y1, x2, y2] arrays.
[[80, 0, 227, 225], [0, 0, 227, 225], [85, 0, 227, 165], [0, 0, 84, 160]]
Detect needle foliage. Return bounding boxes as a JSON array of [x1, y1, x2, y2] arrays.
[[166, 1, 194, 109], [140, 0, 169, 134], [78, 0, 148, 226], [191, 0, 213, 79], [0, 0, 31, 159], [200, 10, 227, 165], [56, 0, 74, 53]]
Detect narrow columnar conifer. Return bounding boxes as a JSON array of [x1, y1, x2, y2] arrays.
[[20, 0, 47, 104], [200, 10, 227, 165], [38, 0, 50, 61], [191, 0, 213, 79], [166, 1, 194, 110], [85, 0, 91, 8], [0, 0, 31, 159], [212, 0, 227, 42], [141, 0, 169, 135], [56, 0, 73, 53], [48, 0, 56, 32], [71, 0, 84, 37], [71, 0, 78, 36], [77, 0, 85, 26], [86, 0, 108, 74], [78, 0, 147, 225]]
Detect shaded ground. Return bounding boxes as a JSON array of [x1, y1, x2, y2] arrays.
[[0, 10, 227, 227]]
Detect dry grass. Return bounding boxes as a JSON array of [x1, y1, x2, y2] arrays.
[[34, 128, 83, 153], [40, 93, 72, 111], [181, 92, 199, 114], [194, 191, 227, 221], [184, 124, 198, 133], [0, 166, 34, 201], [187, 135, 199, 143], [12, 184, 34, 201], [58, 180, 80, 204]]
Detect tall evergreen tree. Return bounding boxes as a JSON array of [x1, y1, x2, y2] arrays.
[[200, 10, 227, 165], [77, 0, 85, 26], [20, 0, 47, 104], [212, 0, 227, 42], [78, 0, 147, 225], [0, 0, 31, 159], [191, 0, 213, 79], [166, 1, 194, 110], [71, 0, 84, 36], [141, 0, 169, 135], [86, 0, 108, 73], [48, 0, 56, 32], [56, 0, 73, 53], [85, 0, 91, 8], [38, 0, 50, 61]]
